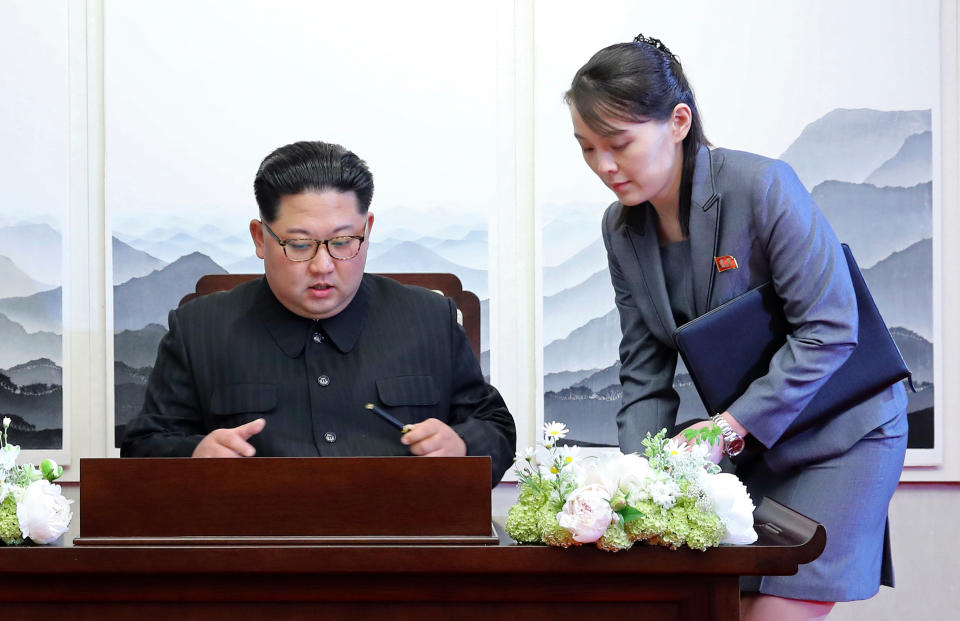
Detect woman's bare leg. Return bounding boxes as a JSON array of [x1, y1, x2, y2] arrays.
[[741, 594, 834, 621]]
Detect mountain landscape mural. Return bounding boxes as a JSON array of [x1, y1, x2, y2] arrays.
[[0, 221, 63, 449], [542, 108, 935, 452], [4, 109, 934, 454], [0, 221, 216, 449], [0, 223, 63, 286], [110, 219, 490, 447]]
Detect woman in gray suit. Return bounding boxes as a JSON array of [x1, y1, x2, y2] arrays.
[[566, 35, 908, 620]]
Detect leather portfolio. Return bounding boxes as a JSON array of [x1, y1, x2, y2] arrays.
[[673, 244, 911, 437]]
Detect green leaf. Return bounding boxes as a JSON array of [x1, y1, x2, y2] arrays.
[[618, 505, 645, 524], [683, 425, 724, 446], [702, 426, 723, 446]]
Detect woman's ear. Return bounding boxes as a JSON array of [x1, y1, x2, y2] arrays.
[[672, 103, 692, 142]]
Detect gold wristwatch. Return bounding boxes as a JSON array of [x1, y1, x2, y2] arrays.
[[711, 413, 745, 457]]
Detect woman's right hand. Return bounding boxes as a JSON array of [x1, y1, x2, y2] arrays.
[[673, 420, 724, 464]]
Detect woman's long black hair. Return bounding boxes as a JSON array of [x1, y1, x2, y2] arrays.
[[565, 35, 709, 234]]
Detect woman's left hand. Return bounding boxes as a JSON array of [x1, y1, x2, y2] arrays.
[[673, 421, 724, 464]]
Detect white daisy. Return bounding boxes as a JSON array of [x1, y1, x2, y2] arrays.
[[542, 421, 569, 442], [664, 437, 688, 457], [649, 478, 681, 509], [538, 463, 559, 481], [557, 444, 582, 468]]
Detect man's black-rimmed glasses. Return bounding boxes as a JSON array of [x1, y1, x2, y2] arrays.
[[261, 220, 367, 261]]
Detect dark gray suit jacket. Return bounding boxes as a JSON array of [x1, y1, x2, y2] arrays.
[[603, 146, 906, 471], [121, 274, 516, 485]]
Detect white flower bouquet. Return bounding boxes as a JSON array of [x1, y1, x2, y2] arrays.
[[505, 422, 757, 551], [0, 417, 73, 545]]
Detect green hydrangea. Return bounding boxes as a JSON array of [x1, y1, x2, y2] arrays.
[[505, 501, 542, 543], [537, 500, 577, 548], [624, 498, 669, 543], [505, 482, 550, 544], [671, 497, 725, 551], [517, 481, 548, 506], [0, 495, 24, 545], [623, 496, 724, 551], [596, 517, 632, 552], [663, 496, 725, 551], [682, 513, 725, 551], [625, 496, 725, 550]]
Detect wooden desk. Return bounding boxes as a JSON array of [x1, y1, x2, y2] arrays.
[[0, 499, 823, 621]]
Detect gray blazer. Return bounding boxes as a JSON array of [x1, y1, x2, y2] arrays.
[[602, 146, 906, 471]]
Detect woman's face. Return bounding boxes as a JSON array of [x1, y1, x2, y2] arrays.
[[571, 104, 690, 209]]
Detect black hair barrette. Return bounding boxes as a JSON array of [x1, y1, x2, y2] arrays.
[[633, 33, 679, 63]]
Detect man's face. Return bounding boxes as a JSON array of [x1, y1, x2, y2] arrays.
[[250, 190, 373, 320]]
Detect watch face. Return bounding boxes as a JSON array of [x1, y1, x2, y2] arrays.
[[726, 435, 746, 456]]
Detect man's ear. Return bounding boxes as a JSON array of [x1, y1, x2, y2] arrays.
[[671, 103, 692, 143], [250, 219, 265, 260], [365, 212, 374, 238]]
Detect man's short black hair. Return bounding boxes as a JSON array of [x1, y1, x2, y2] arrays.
[[253, 141, 374, 221]]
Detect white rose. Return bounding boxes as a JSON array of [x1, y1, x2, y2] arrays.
[[616, 453, 653, 498], [16, 480, 73, 544], [702, 472, 757, 545], [689, 441, 711, 463], [0, 444, 19, 472], [556, 483, 614, 543], [574, 454, 620, 496]]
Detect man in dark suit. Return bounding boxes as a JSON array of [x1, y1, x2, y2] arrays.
[[121, 141, 516, 485]]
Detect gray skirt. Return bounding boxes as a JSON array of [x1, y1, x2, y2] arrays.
[[739, 407, 908, 602]]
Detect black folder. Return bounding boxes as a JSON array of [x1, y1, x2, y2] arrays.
[[673, 244, 911, 438]]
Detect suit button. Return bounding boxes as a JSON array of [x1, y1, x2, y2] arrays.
[[317, 375, 330, 386], [324, 432, 337, 443]]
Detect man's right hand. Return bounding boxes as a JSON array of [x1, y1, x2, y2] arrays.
[[191, 418, 266, 458]]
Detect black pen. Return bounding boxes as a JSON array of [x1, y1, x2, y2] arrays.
[[364, 403, 415, 434]]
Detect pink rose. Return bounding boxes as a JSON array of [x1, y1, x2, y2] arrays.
[[557, 484, 614, 543]]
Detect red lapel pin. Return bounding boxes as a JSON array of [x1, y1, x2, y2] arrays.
[[714, 255, 738, 272]]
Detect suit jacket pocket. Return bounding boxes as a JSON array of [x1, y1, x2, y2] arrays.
[[376, 376, 440, 407], [210, 383, 278, 415]]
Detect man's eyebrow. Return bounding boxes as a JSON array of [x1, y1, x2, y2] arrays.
[[284, 224, 356, 237]]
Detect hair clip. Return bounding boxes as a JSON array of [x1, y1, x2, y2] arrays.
[[633, 33, 679, 63]]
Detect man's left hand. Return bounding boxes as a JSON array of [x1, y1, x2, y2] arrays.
[[401, 418, 467, 457]]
